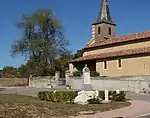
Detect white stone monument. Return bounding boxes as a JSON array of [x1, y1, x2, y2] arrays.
[[74, 65, 100, 105], [82, 64, 93, 91]]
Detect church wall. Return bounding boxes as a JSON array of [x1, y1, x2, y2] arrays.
[[96, 55, 150, 77], [83, 40, 150, 56]]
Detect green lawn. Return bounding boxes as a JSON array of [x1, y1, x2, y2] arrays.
[[0, 94, 130, 118]]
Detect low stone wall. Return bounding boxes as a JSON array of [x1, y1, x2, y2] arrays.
[[0, 78, 28, 87], [29, 76, 56, 88], [70, 76, 150, 92]]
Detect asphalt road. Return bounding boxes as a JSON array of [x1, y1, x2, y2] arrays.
[[0, 87, 78, 97], [126, 92, 150, 102]]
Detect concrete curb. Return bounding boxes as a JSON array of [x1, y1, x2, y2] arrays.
[[134, 112, 150, 118]]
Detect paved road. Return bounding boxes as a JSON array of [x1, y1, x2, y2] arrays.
[[126, 92, 150, 102], [0, 87, 77, 97], [127, 92, 150, 118]]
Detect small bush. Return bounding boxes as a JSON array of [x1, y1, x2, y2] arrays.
[[98, 91, 126, 101], [111, 91, 126, 101], [90, 71, 100, 77], [98, 91, 105, 100], [73, 71, 82, 77], [38, 91, 78, 103]]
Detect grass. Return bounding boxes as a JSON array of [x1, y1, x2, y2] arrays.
[[0, 94, 131, 118], [0, 78, 28, 87]]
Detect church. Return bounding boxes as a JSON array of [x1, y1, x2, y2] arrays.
[[69, 0, 150, 77]]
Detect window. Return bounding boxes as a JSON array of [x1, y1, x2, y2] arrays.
[[118, 59, 122, 68], [98, 27, 101, 34], [108, 27, 111, 35], [104, 61, 107, 69]]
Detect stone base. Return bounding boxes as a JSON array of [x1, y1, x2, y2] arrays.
[[82, 84, 93, 91]]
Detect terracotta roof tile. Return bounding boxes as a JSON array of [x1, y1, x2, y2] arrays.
[[85, 31, 150, 49], [71, 47, 150, 63]]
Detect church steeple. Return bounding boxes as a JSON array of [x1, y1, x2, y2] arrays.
[[99, 0, 112, 23], [91, 0, 116, 43], [93, 0, 115, 25]]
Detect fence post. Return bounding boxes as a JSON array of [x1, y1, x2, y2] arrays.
[[65, 70, 71, 86], [55, 71, 60, 86], [28, 75, 32, 87]]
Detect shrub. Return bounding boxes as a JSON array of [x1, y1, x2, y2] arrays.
[[38, 91, 126, 103], [111, 91, 126, 101], [66, 85, 72, 89], [73, 71, 82, 77], [90, 71, 100, 77], [98, 91, 126, 101], [38, 91, 78, 103], [98, 91, 105, 100]]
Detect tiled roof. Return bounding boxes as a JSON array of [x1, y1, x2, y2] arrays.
[[85, 31, 150, 49], [71, 47, 150, 63]]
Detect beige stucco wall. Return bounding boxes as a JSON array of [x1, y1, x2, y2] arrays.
[[96, 56, 150, 77], [83, 40, 150, 56]]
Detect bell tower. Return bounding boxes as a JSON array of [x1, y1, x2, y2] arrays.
[[92, 0, 116, 42]]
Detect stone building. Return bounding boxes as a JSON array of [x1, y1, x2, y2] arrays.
[[69, 0, 150, 77]]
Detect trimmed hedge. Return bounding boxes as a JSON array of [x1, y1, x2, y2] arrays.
[[38, 91, 126, 103], [38, 91, 78, 103], [72, 71, 100, 77], [90, 71, 100, 77]]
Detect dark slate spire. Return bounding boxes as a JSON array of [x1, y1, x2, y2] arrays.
[[99, 0, 112, 21], [93, 0, 115, 25]]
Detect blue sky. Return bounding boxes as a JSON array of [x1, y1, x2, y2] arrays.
[[1, 0, 150, 69]]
